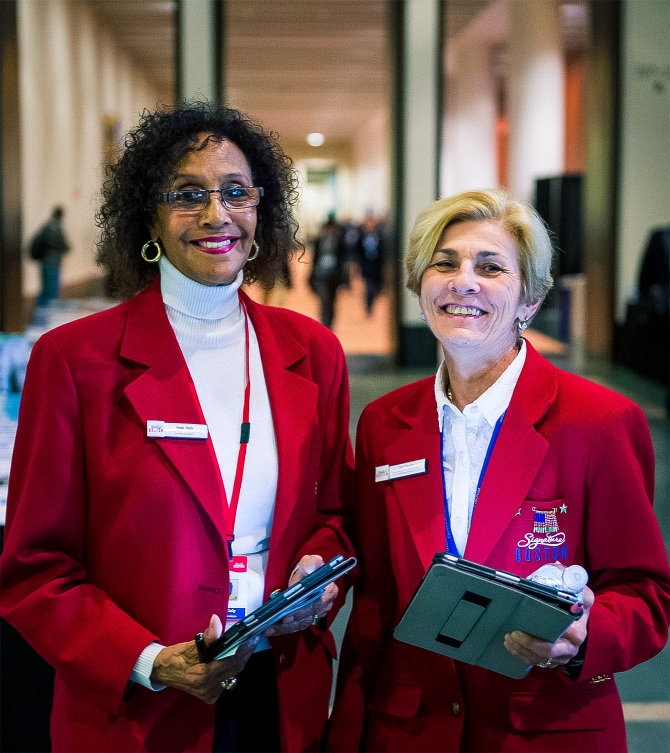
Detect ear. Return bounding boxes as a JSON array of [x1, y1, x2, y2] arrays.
[[516, 298, 542, 324]]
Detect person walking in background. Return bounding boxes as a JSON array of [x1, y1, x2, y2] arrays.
[[31, 206, 70, 315], [310, 213, 348, 329], [356, 214, 386, 315]]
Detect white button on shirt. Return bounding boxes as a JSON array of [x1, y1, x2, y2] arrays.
[[435, 342, 527, 557]]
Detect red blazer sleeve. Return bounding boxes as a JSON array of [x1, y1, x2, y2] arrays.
[[578, 400, 670, 679], [292, 333, 356, 624], [0, 334, 157, 714]]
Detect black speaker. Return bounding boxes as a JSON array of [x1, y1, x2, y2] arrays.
[[534, 174, 584, 277]]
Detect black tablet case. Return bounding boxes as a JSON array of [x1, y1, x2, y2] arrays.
[[204, 554, 357, 662]]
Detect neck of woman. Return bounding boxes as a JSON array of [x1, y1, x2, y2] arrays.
[[443, 342, 520, 412]]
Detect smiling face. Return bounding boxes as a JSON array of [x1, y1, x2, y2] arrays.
[[149, 135, 257, 286], [419, 220, 540, 366]]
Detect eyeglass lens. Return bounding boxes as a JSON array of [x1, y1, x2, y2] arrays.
[[168, 187, 261, 211]]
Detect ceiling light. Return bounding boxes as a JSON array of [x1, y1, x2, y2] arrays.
[[307, 132, 325, 147], [148, 2, 175, 12]]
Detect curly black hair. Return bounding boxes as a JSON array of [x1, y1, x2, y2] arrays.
[[96, 103, 300, 298]]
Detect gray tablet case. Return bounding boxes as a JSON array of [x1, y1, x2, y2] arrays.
[[394, 554, 582, 679]]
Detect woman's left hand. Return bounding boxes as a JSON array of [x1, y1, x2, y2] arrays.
[[503, 584, 595, 670], [263, 555, 338, 637]]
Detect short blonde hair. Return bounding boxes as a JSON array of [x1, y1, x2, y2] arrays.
[[405, 189, 554, 305]]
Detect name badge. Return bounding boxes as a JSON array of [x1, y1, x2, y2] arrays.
[[375, 459, 427, 482], [147, 420, 208, 440], [227, 556, 249, 624]]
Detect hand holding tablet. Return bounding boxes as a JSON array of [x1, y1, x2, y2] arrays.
[[196, 554, 356, 663]]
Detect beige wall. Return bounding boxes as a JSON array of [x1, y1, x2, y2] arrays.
[[19, 0, 162, 297], [352, 108, 389, 220], [616, 0, 670, 322]]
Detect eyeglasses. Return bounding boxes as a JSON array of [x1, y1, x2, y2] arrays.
[[156, 186, 264, 212]]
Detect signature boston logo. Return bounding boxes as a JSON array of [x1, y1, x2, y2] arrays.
[[516, 507, 569, 562]]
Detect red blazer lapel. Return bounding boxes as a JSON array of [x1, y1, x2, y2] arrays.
[[240, 293, 321, 584], [385, 381, 446, 572], [120, 280, 227, 539], [465, 342, 557, 564]]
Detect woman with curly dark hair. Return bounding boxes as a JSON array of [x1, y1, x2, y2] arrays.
[[0, 104, 354, 753]]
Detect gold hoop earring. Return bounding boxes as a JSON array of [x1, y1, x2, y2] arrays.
[[246, 241, 259, 263], [141, 240, 162, 263]]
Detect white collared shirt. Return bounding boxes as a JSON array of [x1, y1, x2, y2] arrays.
[[434, 341, 526, 556]]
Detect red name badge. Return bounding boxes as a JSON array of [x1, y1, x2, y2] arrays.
[[230, 556, 248, 573], [227, 556, 249, 623]]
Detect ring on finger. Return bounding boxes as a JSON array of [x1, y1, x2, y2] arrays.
[[221, 677, 238, 691], [537, 661, 553, 668], [312, 615, 321, 626]]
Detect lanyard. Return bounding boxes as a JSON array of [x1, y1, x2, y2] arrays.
[[222, 301, 251, 559], [441, 410, 505, 558]]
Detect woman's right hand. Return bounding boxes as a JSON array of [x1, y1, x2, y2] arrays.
[[150, 614, 258, 704]]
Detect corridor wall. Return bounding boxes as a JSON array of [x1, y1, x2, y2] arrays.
[[616, 0, 670, 322], [18, 0, 162, 299]]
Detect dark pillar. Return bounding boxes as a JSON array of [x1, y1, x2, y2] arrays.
[[0, 0, 24, 332], [583, 0, 621, 357]]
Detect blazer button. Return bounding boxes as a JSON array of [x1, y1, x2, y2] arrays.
[[278, 652, 286, 665], [452, 702, 461, 716]]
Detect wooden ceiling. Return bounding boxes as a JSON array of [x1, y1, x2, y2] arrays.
[[85, 0, 585, 142], [226, 0, 389, 141]]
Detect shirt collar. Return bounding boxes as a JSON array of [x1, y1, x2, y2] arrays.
[[435, 340, 527, 431]]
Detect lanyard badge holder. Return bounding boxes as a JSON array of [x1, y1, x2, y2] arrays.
[[221, 302, 252, 626]]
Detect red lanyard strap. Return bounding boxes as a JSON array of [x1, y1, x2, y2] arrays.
[[225, 301, 251, 558]]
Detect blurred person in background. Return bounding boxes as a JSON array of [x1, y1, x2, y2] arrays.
[[310, 212, 348, 329], [0, 104, 354, 753], [327, 189, 670, 753], [356, 214, 386, 316], [30, 205, 70, 321]]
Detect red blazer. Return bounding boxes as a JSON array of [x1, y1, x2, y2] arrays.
[[0, 280, 354, 752], [327, 342, 670, 753]]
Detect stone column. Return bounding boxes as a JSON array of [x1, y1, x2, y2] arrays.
[[175, 0, 224, 105], [443, 38, 497, 196], [507, 0, 564, 202], [392, 0, 443, 366]]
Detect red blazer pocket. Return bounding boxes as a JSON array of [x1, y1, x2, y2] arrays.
[[368, 681, 422, 719], [508, 691, 607, 731]]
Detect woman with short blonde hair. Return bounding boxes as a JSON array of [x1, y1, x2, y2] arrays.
[[405, 188, 554, 307], [328, 188, 670, 753]]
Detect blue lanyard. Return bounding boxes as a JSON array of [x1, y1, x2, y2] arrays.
[[440, 410, 506, 557]]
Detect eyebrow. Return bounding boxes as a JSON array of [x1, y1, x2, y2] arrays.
[[433, 248, 502, 259], [172, 172, 251, 183]]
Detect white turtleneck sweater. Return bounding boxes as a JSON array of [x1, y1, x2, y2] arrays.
[[131, 256, 278, 689]]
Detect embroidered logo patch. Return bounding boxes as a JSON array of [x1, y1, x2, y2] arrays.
[[515, 506, 570, 563]]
